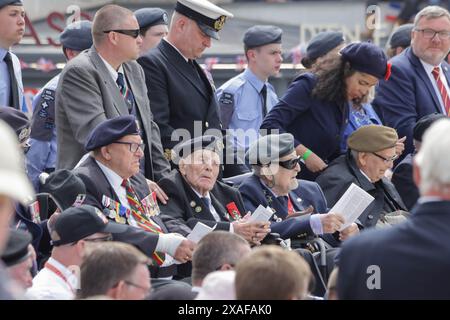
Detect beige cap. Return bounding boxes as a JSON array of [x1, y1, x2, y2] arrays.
[[348, 125, 398, 152]]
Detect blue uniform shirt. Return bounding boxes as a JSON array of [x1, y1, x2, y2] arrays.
[[26, 74, 59, 191], [341, 102, 382, 152], [0, 47, 25, 111], [216, 68, 278, 151]]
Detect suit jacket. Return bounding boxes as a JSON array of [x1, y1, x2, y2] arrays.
[[238, 174, 339, 246], [157, 170, 246, 236], [391, 153, 419, 211], [338, 201, 450, 299], [73, 156, 182, 278], [138, 40, 222, 150], [316, 152, 406, 228], [55, 46, 170, 181], [373, 48, 450, 157]]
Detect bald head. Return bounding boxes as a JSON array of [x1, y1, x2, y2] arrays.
[[92, 4, 135, 47]]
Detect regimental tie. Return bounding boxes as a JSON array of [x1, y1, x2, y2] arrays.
[[432, 66, 450, 116], [121, 179, 165, 266], [116, 72, 136, 114], [3, 52, 20, 110]]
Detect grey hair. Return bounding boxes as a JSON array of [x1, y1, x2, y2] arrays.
[[414, 119, 450, 194], [413, 6, 450, 27]]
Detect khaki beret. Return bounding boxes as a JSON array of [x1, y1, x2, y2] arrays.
[[348, 125, 398, 152]]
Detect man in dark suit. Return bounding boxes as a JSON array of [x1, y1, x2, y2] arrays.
[[373, 5, 450, 158], [55, 4, 170, 183], [316, 125, 406, 229], [73, 115, 195, 283], [392, 113, 446, 210], [337, 118, 450, 299], [158, 135, 270, 245]]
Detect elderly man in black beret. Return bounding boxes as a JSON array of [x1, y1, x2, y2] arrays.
[[27, 20, 93, 192], [74, 115, 196, 285], [135, 7, 169, 56], [301, 31, 346, 71], [392, 113, 446, 210], [317, 125, 407, 229]]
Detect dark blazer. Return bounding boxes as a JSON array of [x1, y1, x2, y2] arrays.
[[373, 48, 450, 157], [316, 152, 406, 228], [56, 47, 170, 181], [260, 72, 348, 181], [391, 153, 419, 210], [238, 174, 339, 246], [157, 170, 246, 236], [138, 40, 221, 150], [73, 156, 183, 278], [338, 201, 450, 299]]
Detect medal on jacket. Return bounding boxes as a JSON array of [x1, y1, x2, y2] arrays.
[[102, 195, 130, 224], [225, 202, 241, 221], [141, 191, 160, 217], [28, 200, 41, 224]]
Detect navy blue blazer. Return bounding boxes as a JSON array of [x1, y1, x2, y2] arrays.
[[238, 174, 339, 246], [260, 73, 348, 181], [391, 153, 419, 211], [338, 201, 450, 299], [373, 48, 450, 157]]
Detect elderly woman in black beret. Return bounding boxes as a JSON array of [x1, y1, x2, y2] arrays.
[[261, 42, 394, 181], [158, 135, 270, 245]]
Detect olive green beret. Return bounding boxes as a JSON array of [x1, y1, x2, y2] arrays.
[[348, 125, 398, 152]]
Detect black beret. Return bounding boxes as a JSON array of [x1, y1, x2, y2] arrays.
[[1, 229, 31, 267], [413, 113, 447, 142], [389, 24, 413, 49], [51, 205, 127, 246], [246, 133, 295, 165], [135, 8, 168, 30], [59, 20, 93, 52], [340, 42, 389, 80], [85, 115, 140, 151], [348, 125, 398, 152], [243, 25, 283, 48], [40, 169, 86, 211], [0, 0, 22, 9], [0, 107, 30, 143], [304, 31, 345, 62], [172, 135, 223, 163], [175, 0, 233, 40]]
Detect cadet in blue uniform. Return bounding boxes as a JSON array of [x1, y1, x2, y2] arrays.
[[261, 42, 390, 181], [135, 7, 169, 57], [26, 21, 93, 192], [216, 25, 282, 154], [0, 0, 26, 112]]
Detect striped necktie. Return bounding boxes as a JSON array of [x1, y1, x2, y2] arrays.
[[121, 179, 165, 266], [432, 66, 450, 116], [116, 72, 135, 113]]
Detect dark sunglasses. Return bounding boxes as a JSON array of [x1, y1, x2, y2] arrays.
[[103, 29, 140, 39], [278, 156, 301, 170]]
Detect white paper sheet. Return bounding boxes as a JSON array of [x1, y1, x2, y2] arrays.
[[249, 205, 273, 222], [330, 183, 375, 231], [187, 222, 216, 243]]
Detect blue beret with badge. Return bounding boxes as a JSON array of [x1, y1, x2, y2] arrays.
[[175, 0, 233, 40], [135, 8, 169, 30], [0, 107, 30, 143], [243, 25, 283, 49], [340, 42, 390, 80], [0, 0, 22, 9], [85, 115, 140, 151], [172, 135, 223, 163], [246, 133, 295, 166], [59, 20, 93, 52], [389, 23, 413, 49]]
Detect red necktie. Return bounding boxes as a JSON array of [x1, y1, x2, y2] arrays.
[[432, 66, 450, 116]]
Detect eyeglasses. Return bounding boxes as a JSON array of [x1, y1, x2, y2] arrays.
[[103, 29, 140, 39], [371, 152, 398, 164], [415, 28, 450, 40], [83, 234, 113, 243], [112, 141, 145, 153], [124, 280, 150, 292], [277, 156, 301, 170]]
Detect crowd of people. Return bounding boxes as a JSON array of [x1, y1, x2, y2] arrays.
[[1, 0, 450, 300]]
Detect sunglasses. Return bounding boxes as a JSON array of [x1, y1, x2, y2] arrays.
[[103, 29, 140, 39], [278, 156, 301, 170]]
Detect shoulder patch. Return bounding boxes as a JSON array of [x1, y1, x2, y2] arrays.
[[219, 92, 234, 106]]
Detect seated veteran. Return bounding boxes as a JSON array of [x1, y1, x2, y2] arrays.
[[158, 135, 270, 245], [316, 125, 407, 229], [239, 133, 359, 246], [73, 115, 196, 281]]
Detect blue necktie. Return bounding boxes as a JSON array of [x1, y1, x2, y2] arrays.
[[4, 52, 20, 109]]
